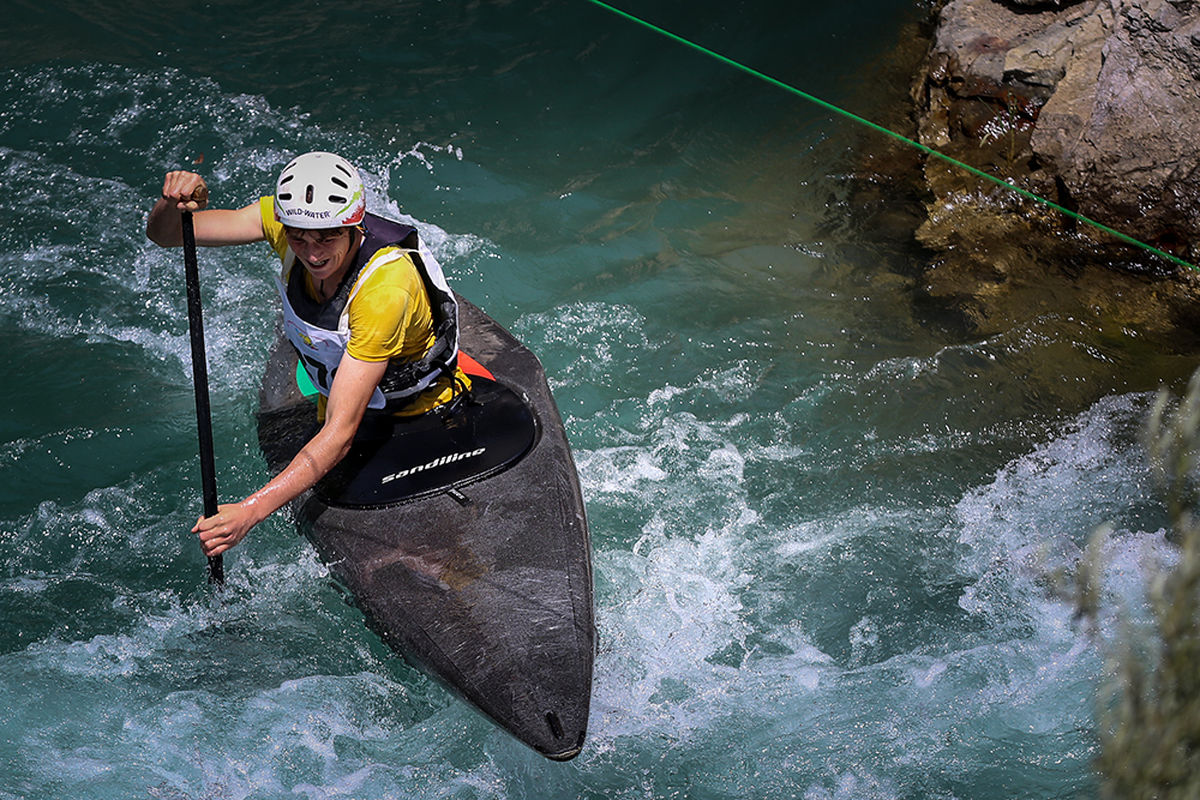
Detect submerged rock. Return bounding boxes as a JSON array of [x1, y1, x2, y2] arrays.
[[907, 0, 1200, 334]]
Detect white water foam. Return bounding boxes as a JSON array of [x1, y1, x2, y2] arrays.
[[560, 327, 1165, 796], [953, 391, 1164, 607]]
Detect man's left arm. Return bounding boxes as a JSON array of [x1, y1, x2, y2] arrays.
[[192, 354, 387, 556]]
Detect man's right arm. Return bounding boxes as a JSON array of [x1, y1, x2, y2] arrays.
[[146, 170, 265, 248]]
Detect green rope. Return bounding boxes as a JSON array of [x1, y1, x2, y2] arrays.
[[586, 0, 1198, 273]]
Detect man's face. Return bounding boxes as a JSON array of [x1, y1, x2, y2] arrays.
[[284, 227, 354, 280]]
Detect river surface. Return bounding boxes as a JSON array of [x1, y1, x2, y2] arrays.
[[2, 1, 1195, 798]]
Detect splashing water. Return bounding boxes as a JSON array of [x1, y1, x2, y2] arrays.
[[2, 2, 1193, 798]]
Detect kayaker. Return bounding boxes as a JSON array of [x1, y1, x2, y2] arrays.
[[146, 151, 469, 557]]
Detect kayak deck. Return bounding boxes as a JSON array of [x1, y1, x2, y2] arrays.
[[317, 376, 539, 508], [257, 297, 595, 760]]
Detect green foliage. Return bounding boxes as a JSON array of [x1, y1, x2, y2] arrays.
[[1093, 370, 1200, 799]]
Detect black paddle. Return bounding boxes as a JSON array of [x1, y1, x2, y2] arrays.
[[181, 207, 225, 586]]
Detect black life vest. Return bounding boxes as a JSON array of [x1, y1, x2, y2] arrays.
[[284, 213, 460, 408]]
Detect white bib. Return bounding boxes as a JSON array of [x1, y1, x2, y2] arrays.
[[275, 252, 411, 409]]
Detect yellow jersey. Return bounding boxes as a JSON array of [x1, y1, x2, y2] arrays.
[[259, 197, 467, 416]]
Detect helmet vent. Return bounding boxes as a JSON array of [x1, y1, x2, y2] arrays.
[[305, 185, 314, 203], [331, 176, 349, 189], [278, 192, 292, 201]]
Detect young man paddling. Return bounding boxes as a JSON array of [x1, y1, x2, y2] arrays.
[[147, 152, 468, 557]]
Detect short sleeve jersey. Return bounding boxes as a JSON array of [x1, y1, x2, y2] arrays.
[[260, 197, 466, 414]]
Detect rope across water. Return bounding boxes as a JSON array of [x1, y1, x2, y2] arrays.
[[586, 0, 1197, 272]]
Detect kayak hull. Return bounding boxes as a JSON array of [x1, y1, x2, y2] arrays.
[[256, 297, 595, 760]]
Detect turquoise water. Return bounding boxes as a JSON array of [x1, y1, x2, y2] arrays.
[[2, 1, 1196, 798]]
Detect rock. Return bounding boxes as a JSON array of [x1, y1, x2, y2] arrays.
[[1001, 0, 1087, 8], [908, 0, 1200, 333]]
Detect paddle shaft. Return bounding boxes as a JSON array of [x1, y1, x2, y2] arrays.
[[181, 210, 225, 585]]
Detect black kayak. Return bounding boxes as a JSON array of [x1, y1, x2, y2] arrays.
[[255, 296, 595, 761]]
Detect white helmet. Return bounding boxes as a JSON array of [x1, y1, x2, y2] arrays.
[[273, 151, 366, 229]]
